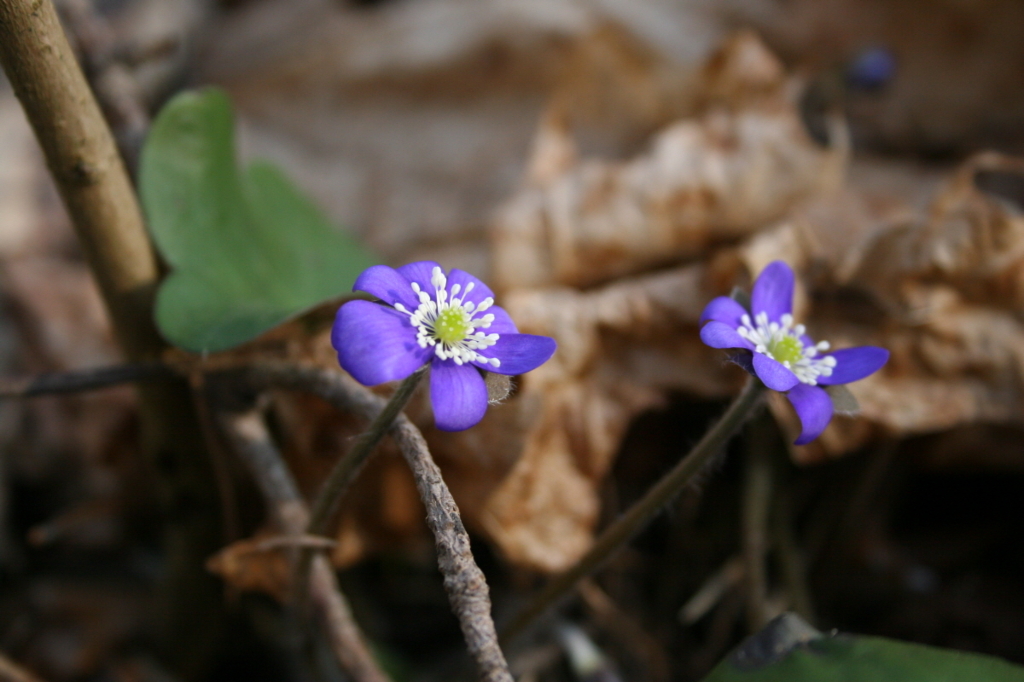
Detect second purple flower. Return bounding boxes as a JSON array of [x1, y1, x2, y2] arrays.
[[332, 261, 557, 432], [699, 261, 889, 445]]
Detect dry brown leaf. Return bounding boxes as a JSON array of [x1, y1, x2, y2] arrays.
[[206, 535, 292, 602], [491, 31, 845, 290]]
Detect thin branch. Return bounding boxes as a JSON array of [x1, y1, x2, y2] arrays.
[[238, 363, 514, 682], [219, 408, 390, 682], [293, 366, 425, 619], [306, 367, 426, 539], [0, 363, 172, 400], [500, 378, 766, 645]]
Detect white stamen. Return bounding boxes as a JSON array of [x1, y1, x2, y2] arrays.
[[395, 268, 501, 367], [736, 310, 837, 386]]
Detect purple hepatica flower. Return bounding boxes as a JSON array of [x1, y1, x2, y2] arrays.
[[332, 261, 557, 432], [699, 261, 889, 445]]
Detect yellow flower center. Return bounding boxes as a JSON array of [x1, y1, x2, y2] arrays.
[[769, 335, 805, 366], [434, 307, 472, 346]]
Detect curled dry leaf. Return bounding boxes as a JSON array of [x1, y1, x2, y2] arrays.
[[206, 534, 292, 602], [491, 31, 846, 290]]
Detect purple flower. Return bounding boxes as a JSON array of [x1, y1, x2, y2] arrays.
[[332, 261, 557, 431], [699, 261, 889, 445]]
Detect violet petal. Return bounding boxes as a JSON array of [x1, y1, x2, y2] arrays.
[[817, 346, 890, 385], [787, 383, 834, 445], [332, 300, 432, 386], [353, 264, 419, 310], [447, 268, 497, 309], [751, 261, 794, 322], [753, 353, 800, 391], [473, 333, 556, 375], [430, 359, 489, 431], [700, 296, 749, 327], [397, 260, 443, 293], [480, 305, 518, 336], [701, 321, 755, 350]]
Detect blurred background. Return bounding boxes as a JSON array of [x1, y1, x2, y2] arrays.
[[2, 0, 1024, 680]]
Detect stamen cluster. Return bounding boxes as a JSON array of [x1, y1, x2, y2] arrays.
[[394, 266, 501, 367], [737, 312, 836, 385]]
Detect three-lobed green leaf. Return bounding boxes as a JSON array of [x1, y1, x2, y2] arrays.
[[139, 88, 378, 353]]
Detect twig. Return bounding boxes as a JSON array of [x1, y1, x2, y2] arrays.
[[219, 409, 390, 682], [741, 414, 774, 633], [238, 363, 514, 682], [291, 367, 424, 618], [56, 0, 150, 173], [293, 368, 426, 607], [500, 378, 766, 645], [578, 580, 670, 682], [678, 556, 744, 625], [0, 363, 172, 400]]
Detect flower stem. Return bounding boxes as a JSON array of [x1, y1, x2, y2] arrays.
[[294, 367, 426, 605], [500, 377, 766, 644]]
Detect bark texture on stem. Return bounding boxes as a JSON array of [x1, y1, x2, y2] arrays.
[[220, 409, 390, 682], [0, 3, 223, 676], [240, 364, 514, 682], [0, 0, 160, 360]]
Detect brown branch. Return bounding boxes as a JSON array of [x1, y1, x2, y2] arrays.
[[237, 363, 514, 682], [0, 0, 162, 361], [0, 363, 172, 400], [56, 0, 150, 173], [219, 408, 390, 682]]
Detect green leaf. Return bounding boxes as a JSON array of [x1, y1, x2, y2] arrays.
[[139, 88, 379, 352], [702, 613, 1024, 682]]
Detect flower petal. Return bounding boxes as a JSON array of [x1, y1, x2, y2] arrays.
[[474, 333, 556, 375], [817, 346, 890, 385], [751, 261, 794, 322], [700, 321, 755, 350], [479, 305, 518, 336], [353, 264, 419, 310], [752, 353, 800, 391], [700, 296, 749, 327], [397, 260, 444, 293], [430, 359, 489, 431], [447, 268, 497, 309], [332, 300, 432, 386], [787, 383, 834, 445]]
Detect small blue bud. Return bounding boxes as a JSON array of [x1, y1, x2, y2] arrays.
[[846, 46, 896, 90]]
